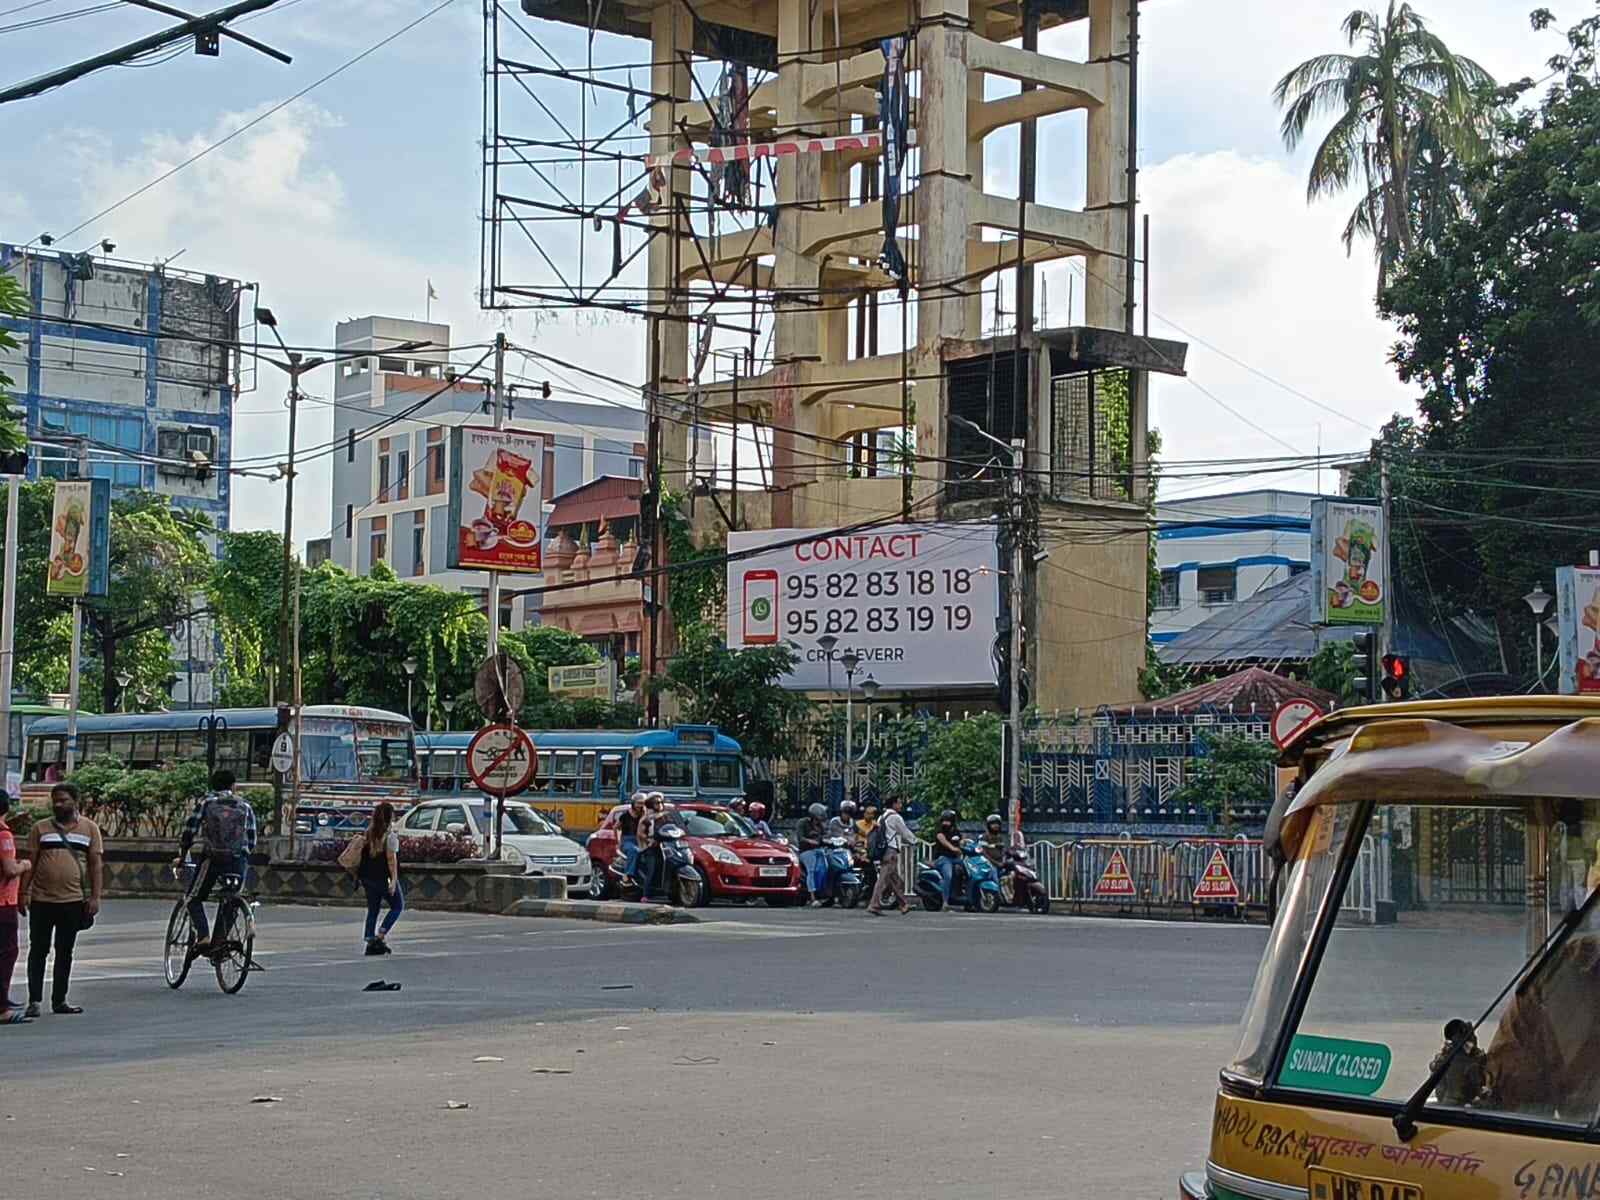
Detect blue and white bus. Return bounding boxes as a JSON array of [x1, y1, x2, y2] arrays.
[[415, 724, 745, 835]]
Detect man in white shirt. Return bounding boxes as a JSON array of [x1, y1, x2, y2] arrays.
[[867, 795, 917, 914]]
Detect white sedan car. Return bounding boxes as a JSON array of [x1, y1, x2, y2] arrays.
[[399, 797, 592, 894]]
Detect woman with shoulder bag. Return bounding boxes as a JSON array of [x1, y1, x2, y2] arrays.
[[355, 802, 404, 956]]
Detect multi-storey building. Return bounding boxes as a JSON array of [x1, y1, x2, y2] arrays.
[[326, 317, 706, 629], [0, 242, 248, 707]]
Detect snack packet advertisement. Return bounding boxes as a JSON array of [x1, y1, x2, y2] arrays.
[[1309, 499, 1385, 626], [1555, 566, 1600, 694], [45, 478, 110, 598], [446, 426, 545, 574]]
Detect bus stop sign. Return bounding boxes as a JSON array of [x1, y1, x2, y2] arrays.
[[466, 724, 536, 797]]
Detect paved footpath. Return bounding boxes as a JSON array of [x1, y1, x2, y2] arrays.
[[5, 900, 1268, 1200]]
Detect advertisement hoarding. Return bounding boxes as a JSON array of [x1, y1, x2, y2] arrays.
[[725, 523, 1000, 691], [548, 661, 617, 699], [1555, 566, 1600, 694], [1310, 499, 1385, 627], [446, 426, 545, 574], [45, 478, 110, 597]]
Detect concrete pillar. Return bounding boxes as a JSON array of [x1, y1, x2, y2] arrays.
[[771, 0, 826, 525], [964, 66, 987, 335], [913, 0, 971, 511], [1085, 0, 1129, 330], [649, 2, 693, 491]]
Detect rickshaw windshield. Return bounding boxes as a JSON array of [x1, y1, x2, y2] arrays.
[[1231, 791, 1600, 1132]]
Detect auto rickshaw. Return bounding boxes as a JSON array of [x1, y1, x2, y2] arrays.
[[1181, 696, 1600, 1200]]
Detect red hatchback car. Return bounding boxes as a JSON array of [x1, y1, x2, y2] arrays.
[[587, 803, 804, 905]]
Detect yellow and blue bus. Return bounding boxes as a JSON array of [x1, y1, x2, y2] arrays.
[[21, 705, 419, 810], [415, 724, 745, 836]]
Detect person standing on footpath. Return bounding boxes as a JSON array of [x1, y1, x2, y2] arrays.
[[22, 782, 102, 1016], [866, 795, 916, 915], [358, 802, 404, 956], [0, 790, 32, 1023]]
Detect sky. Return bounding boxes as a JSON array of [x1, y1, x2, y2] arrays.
[[0, 0, 1580, 537]]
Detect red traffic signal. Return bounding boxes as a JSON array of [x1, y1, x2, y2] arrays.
[[1381, 653, 1410, 700]]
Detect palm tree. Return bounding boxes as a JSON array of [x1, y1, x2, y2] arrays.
[[1273, 3, 1495, 300]]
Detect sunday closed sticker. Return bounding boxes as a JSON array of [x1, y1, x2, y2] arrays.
[[1280, 1035, 1392, 1096]]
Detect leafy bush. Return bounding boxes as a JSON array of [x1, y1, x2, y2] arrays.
[[67, 759, 217, 838], [1172, 733, 1277, 827], [911, 715, 1003, 832]]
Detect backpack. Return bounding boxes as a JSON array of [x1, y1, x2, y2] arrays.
[[203, 794, 250, 855], [866, 822, 888, 864]]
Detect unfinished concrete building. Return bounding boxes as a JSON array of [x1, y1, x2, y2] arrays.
[[489, 0, 1187, 709]]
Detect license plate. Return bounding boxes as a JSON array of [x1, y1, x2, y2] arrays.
[[1309, 1168, 1423, 1200], [758, 866, 788, 877]]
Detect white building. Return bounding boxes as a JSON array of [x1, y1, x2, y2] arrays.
[[324, 316, 707, 628], [1151, 490, 1336, 648]]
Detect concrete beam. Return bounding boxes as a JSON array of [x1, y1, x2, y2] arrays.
[[968, 85, 1092, 140], [970, 192, 1112, 256], [966, 37, 1109, 107], [801, 50, 886, 108]]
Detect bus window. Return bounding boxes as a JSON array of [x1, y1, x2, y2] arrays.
[[79, 733, 109, 762], [551, 751, 579, 794], [578, 752, 596, 795], [108, 733, 134, 764], [535, 751, 552, 792], [28, 736, 63, 781], [216, 731, 248, 765], [250, 730, 275, 775], [131, 731, 158, 766], [698, 755, 741, 790], [599, 754, 624, 795], [638, 754, 694, 790], [175, 730, 204, 760], [430, 751, 460, 791]]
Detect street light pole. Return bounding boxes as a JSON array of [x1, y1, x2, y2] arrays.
[[840, 648, 861, 801], [403, 655, 418, 721], [0, 473, 18, 786]]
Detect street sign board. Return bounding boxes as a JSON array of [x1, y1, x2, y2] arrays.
[[548, 661, 616, 699], [1310, 500, 1385, 626], [45, 478, 110, 597], [724, 522, 1000, 691], [269, 732, 295, 774], [1193, 847, 1242, 903], [1092, 848, 1137, 898], [446, 426, 545, 574], [1271, 699, 1324, 749], [1556, 566, 1600, 693], [475, 653, 525, 720], [466, 724, 536, 796]]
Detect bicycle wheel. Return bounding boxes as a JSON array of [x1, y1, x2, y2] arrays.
[[163, 902, 195, 990], [212, 895, 254, 995]]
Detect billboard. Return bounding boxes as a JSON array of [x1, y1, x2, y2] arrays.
[[548, 661, 617, 699], [1555, 566, 1600, 694], [446, 426, 545, 574], [45, 478, 110, 598], [725, 523, 1000, 691], [1310, 500, 1385, 626]]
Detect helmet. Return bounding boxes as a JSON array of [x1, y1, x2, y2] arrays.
[[646, 792, 665, 809], [749, 802, 767, 820], [630, 791, 648, 806], [985, 813, 1002, 830], [808, 803, 826, 819], [839, 799, 856, 816], [941, 809, 958, 824]]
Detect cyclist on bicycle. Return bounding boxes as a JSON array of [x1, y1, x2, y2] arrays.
[[175, 769, 256, 953]]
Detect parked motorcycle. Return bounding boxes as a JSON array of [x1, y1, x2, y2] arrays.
[[915, 840, 1002, 913], [805, 835, 863, 908], [1000, 844, 1050, 914], [602, 823, 706, 907]]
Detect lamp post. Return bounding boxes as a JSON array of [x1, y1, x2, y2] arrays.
[[857, 675, 879, 762], [420, 681, 433, 732], [116, 671, 132, 712], [840, 648, 862, 772], [1524, 583, 1552, 692], [442, 696, 457, 728], [402, 655, 418, 720], [816, 633, 838, 771]]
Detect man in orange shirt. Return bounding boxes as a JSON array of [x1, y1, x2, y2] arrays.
[[0, 789, 31, 1023]]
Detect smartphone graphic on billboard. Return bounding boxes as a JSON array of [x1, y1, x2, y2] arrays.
[[743, 569, 779, 644]]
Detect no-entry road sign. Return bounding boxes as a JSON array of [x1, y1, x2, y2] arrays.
[[466, 724, 536, 797]]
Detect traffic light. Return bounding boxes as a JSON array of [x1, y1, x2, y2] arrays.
[[1381, 653, 1410, 701], [0, 448, 24, 476], [1352, 632, 1378, 703]]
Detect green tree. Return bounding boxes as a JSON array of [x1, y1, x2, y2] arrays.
[[1365, 11, 1600, 681], [651, 623, 811, 761], [0, 273, 26, 453], [1273, 2, 1495, 298], [910, 714, 1002, 824], [1307, 641, 1359, 704], [209, 529, 284, 706], [1172, 733, 1278, 828]]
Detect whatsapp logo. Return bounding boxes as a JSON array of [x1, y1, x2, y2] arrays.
[[751, 597, 772, 621]]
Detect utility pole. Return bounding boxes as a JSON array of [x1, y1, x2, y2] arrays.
[[1007, 437, 1026, 834], [65, 438, 89, 772], [489, 332, 506, 860], [1380, 452, 1394, 661], [0, 473, 18, 787]]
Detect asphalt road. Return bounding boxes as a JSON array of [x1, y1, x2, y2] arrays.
[[5, 900, 1270, 1200]]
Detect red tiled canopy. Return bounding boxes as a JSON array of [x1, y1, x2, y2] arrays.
[[1135, 667, 1336, 715]]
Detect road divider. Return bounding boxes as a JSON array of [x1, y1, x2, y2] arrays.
[[504, 898, 700, 924]]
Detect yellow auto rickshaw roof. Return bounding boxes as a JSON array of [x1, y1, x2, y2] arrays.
[[1274, 696, 1600, 860]]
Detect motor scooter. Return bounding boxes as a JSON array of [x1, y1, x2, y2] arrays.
[[805, 835, 863, 908], [603, 823, 706, 907], [915, 839, 1002, 913], [1000, 842, 1050, 914]]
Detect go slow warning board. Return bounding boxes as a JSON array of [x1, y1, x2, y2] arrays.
[[1193, 847, 1242, 903], [1092, 848, 1138, 898]]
